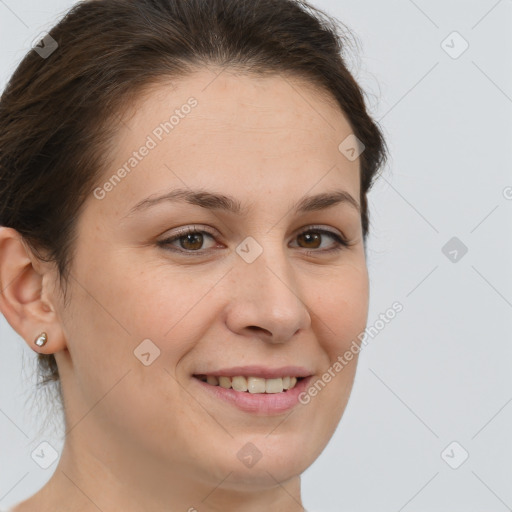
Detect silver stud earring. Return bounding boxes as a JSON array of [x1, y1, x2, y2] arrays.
[[34, 332, 48, 347]]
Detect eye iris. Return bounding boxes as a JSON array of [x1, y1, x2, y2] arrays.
[[298, 231, 321, 249], [181, 232, 203, 250], [173, 230, 330, 251]]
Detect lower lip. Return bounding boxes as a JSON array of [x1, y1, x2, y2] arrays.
[[192, 376, 313, 415]]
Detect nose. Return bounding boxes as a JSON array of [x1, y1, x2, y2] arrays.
[[224, 246, 312, 344]]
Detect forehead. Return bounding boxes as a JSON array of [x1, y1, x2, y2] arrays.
[[93, 68, 361, 218], [123, 67, 353, 144]]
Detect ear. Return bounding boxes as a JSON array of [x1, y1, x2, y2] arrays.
[[0, 227, 67, 354]]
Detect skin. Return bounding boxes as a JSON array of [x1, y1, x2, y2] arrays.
[[0, 67, 368, 512]]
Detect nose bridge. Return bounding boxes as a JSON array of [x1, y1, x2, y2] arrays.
[[226, 236, 311, 342]]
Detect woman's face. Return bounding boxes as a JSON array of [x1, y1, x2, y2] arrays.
[[52, 68, 368, 497]]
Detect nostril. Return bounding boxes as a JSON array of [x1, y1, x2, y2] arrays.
[[247, 326, 272, 336]]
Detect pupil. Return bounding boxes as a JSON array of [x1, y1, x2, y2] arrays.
[[182, 233, 203, 250], [300, 232, 320, 248]]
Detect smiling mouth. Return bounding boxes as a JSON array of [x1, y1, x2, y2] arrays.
[[193, 374, 304, 394]]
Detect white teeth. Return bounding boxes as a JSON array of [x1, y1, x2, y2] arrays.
[[199, 375, 302, 393], [247, 377, 266, 394], [218, 376, 231, 389], [265, 378, 284, 394], [232, 376, 248, 392]]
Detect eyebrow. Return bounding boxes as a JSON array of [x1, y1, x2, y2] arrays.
[[126, 187, 360, 217]]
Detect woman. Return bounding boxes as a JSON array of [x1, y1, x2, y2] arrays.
[[0, 0, 387, 510]]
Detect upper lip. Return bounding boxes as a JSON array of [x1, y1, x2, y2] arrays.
[[193, 365, 312, 379]]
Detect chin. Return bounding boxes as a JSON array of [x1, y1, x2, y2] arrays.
[[205, 431, 320, 489]]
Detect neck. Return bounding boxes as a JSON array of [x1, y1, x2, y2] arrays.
[[14, 427, 304, 512]]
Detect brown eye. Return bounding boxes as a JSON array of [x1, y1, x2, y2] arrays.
[[180, 232, 205, 250], [158, 227, 218, 254], [158, 225, 349, 256], [291, 227, 349, 254], [297, 231, 322, 249]]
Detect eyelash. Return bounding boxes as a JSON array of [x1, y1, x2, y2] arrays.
[[157, 225, 351, 257]]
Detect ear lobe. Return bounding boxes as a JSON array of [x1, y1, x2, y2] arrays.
[[0, 227, 67, 353]]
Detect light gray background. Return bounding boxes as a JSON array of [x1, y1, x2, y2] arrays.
[[1, 1, 511, 510]]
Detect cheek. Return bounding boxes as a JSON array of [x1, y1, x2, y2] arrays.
[[59, 253, 208, 403], [117, 268, 222, 341], [299, 269, 367, 447], [313, 263, 369, 351]]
